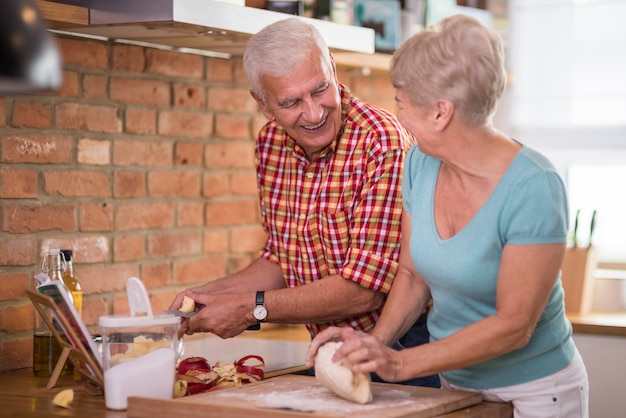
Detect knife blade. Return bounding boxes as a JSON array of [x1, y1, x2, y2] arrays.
[[588, 209, 597, 248], [163, 309, 196, 318]]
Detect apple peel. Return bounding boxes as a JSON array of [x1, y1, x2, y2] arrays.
[[175, 354, 265, 396]]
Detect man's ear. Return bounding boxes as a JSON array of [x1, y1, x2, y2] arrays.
[[250, 90, 274, 121]]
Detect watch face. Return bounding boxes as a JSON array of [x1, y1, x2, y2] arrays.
[[253, 304, 267, 321]]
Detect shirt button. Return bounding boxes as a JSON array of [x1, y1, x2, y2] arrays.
[[302, 254, 309, 261], [305, 172, 314, 179], [300, 213, 306, 220]]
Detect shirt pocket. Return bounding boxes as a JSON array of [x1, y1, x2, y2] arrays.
[[318, 210, 350, 271]]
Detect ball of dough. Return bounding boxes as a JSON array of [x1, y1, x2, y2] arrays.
[[314, 341, 372, 404]]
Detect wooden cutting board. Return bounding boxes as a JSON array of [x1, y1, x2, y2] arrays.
[[126, 375, 482, 418]]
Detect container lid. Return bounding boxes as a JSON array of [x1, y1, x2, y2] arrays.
[[99, 277, 179, 328]]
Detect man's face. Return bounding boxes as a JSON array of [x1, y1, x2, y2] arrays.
[[253, 52, 342, 160]]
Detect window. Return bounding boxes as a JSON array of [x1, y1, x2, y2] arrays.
[[566, 164, 626, 266]]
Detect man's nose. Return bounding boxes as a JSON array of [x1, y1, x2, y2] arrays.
[[301, 98, 324, 122]]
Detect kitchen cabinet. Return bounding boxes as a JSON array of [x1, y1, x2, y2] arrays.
[[573, 332, 626, 418], [37, 0, 378, 59]]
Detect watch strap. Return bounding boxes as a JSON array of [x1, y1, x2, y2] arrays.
[[255, 290, 265, 306]]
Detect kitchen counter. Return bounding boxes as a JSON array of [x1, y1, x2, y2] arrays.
[[0, 325, 512, 417], [568, 312, 626, 337]]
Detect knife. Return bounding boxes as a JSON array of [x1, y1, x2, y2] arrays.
[[163, 310, 196, 318], [588, 209, 597, 248], [163, 310, 261, 331]]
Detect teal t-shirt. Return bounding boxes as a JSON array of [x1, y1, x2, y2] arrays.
[[402, 144, 575, 389]]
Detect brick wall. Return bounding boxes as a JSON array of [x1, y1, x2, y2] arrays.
[[0, 34, 396, 372]]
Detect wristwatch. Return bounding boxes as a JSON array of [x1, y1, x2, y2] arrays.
[[252, 291, 268, 323]]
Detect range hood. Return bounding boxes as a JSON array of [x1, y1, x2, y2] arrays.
[[40, 0, 376, 58]]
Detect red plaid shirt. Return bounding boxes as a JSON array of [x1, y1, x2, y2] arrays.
[[256, 84, 416, 336]]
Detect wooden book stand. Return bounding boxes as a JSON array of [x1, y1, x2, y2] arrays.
[[26, 288, 103, 395]]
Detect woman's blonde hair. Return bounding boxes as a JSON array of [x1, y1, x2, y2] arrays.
[[390, 15, 506, 126]]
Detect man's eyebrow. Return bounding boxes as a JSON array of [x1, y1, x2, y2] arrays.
[[276, 80, 330, 107]]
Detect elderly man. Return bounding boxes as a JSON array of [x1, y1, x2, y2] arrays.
[[170, 17, 438, 388]]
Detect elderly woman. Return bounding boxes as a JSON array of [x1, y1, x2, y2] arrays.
[[306, 15, 589, 417]]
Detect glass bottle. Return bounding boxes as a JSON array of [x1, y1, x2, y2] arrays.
[[32, 249, 74, 377], [60, 249, 82, 317]]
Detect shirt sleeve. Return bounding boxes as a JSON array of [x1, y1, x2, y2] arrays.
[[500, 165, 569, 245], [340, 146, 406, 294]]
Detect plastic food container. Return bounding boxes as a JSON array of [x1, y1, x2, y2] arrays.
[[99, 277, 179, 410]]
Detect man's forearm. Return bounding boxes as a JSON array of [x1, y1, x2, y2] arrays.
[[264, 274, 384, 324]]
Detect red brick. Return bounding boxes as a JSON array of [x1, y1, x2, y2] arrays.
[[0, 168, 38, 198], [230, 225, 267, 252], [0, 238, 35, 266], [231, 171, 258, 196], [56, 103, 121, 133], [147, 170, 200, 197], [215, 113, 252, 140], [158, 110, 213, 138], [177, 202, 204, 227], [44, 170, 109, 197], [12, 101, 52, 129], [125, 108, 157, 135], [0, 135, 72, 164], [112, 44, 145, 72], [205, 199, 259, 226], [145, 48, 203, 79], [0, 98, 6, 126], [204, 142, 255, 169], [79, 202, 114, 231], [147, 231, 202, 257], [0, 337, 32, 371], [149, 291, 177, 312], [1, 203, 75, 233], [113, 234, 145, 262], [173, 83, 206, 108], [55, 70, 80, 98], [113, 139, 173, 167], [203, 229, 229, 253], [110, 77, 170, 106], [207, 58, 234, 83], [208, 87, 258, 113], [78, 264, 137, 294], [77, 138, 111, 165], [114, 171, 146, 198], [0, 304, 34, 333], [115, 202, 174, 231], [173, 256, 228, 285], [140, 262, 169, 288], [82, 296, 107, 328], [233, 59, 249, 85], [57, 37, 108, 69], [202, 172, 229, 197], [55, 103, 122, 133], [175, 141, 203, 166], [83, 74, 106, 100], [0, 272, 32, 301], [41, 235, 109, 263]]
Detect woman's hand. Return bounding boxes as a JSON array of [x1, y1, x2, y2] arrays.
[[306, 326, 405, 382]]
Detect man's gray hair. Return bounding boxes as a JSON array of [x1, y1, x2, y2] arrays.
[[243, 18, 332, 101]]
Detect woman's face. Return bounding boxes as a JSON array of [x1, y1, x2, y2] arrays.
[[255, 52, 341, 161], [395, 89, 431, 140]]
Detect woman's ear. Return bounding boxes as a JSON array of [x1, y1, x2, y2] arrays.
[[434, 99, 454, 130]]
